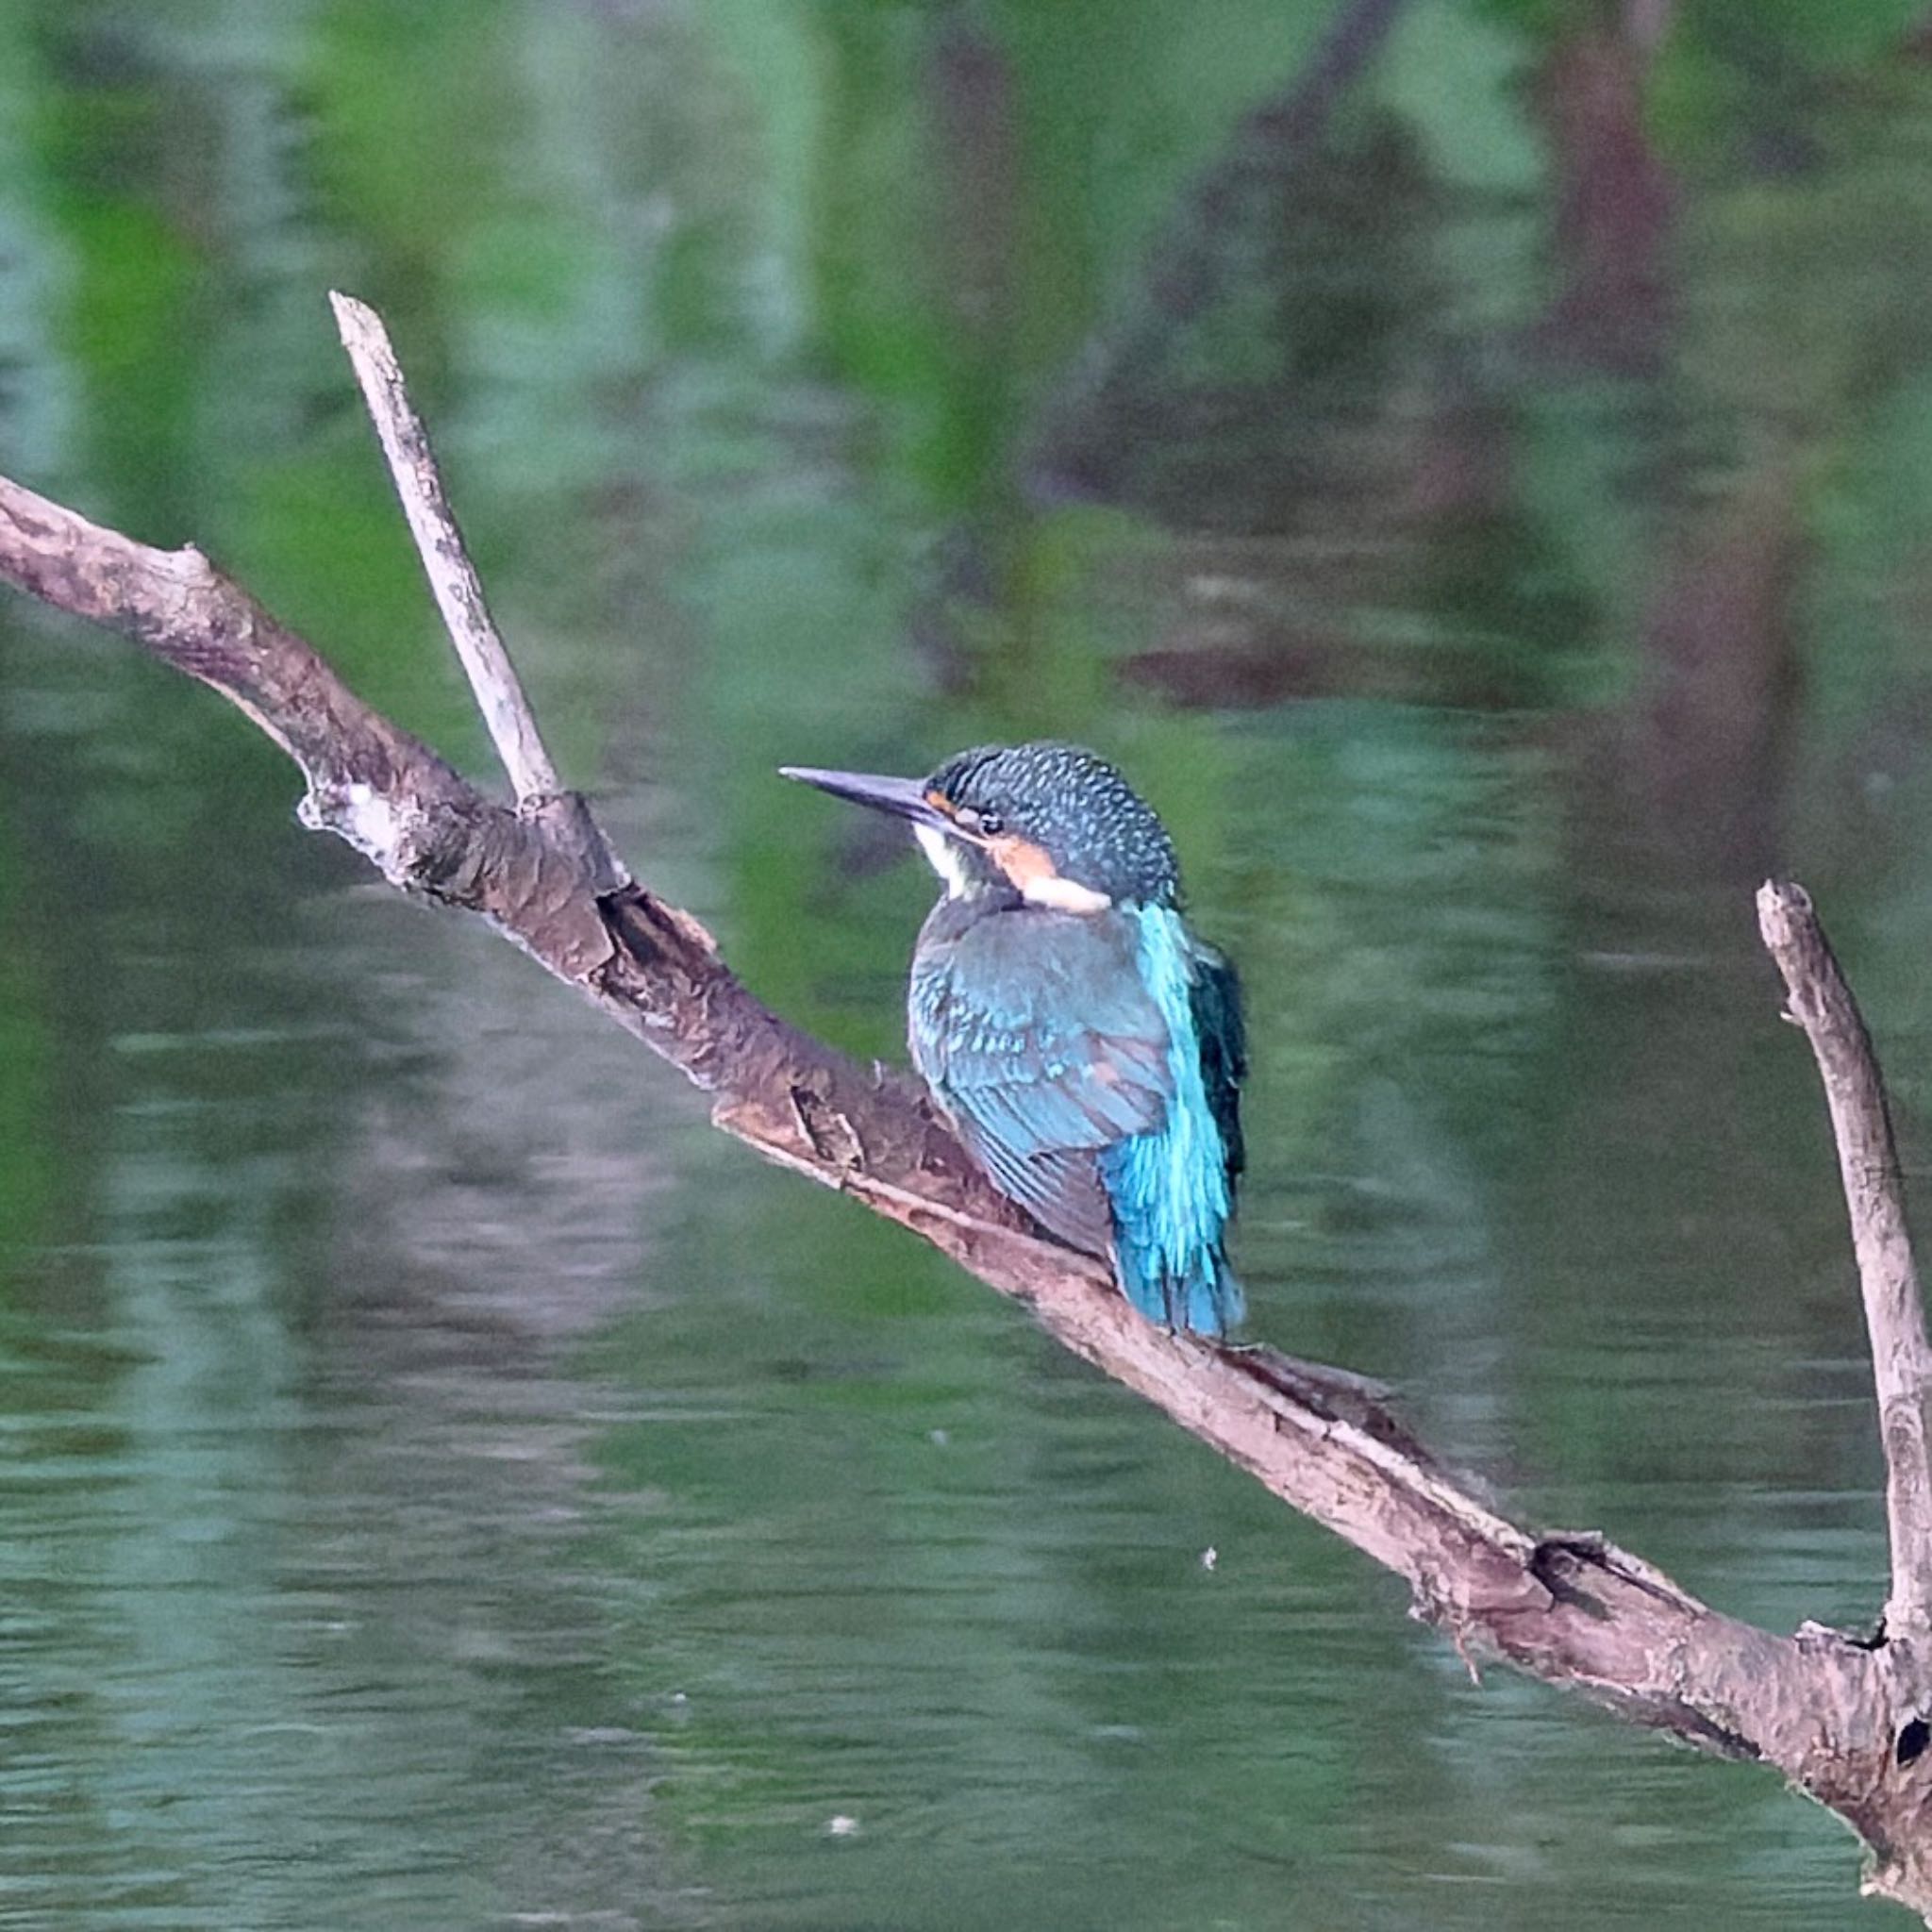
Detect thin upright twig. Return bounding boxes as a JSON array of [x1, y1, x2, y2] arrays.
[[329, 290, 561, 806], [1758, 878, 1932, 1641]]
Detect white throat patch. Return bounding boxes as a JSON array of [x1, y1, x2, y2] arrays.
[[914, 823, 971, 898]]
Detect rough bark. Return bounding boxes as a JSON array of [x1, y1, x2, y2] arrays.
[[5, 301, 1932, 1920]]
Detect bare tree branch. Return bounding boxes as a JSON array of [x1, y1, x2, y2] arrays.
[[1759, 879, 1932, 1641], [5, 305, 1932, 1920], [329, 289, 563, 807]]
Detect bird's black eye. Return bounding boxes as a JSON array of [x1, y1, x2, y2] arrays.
[[975, 809, 1004, 836]]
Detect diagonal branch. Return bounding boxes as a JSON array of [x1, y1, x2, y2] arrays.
[[5, 302, 1932, 1920], [1758, 879, 1932, 1640]]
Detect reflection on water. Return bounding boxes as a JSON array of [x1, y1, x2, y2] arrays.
[[4, 0, 1932, 1925]]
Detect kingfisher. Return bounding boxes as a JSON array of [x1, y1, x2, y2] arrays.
[[781, 741, 1245, 1337]]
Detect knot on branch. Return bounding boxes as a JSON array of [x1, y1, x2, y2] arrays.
[[299, 775, 437, 878], [302, 775, 618, 979]]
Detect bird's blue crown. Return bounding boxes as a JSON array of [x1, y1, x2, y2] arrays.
[[927, 741, 1181, 908]]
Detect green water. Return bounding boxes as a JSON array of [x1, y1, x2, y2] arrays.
[[5, 1, 1932, 1924]]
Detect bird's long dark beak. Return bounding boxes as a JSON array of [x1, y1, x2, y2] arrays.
[[779, 765, 960, 836]]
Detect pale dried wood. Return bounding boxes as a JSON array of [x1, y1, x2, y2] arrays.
[[330, 289, 562, 807], [1759, 879, 1932, 1642]]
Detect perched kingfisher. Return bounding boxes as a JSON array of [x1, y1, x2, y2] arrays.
[[781, 741, 1246, 1337]]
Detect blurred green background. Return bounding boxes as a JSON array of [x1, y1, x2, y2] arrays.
[[5, 0, 1932, 1925]]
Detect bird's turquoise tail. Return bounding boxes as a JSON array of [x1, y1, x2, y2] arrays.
[[1099, 905, 1243, 1339], [1112, 1231, 1243, 1337], [1101, 1125, 1242, 1337]]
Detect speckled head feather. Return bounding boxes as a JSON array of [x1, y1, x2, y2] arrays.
[[926, 742, 1181, 908]]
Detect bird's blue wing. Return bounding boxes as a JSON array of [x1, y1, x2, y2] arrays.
[[911, 906, 1174, 1257]]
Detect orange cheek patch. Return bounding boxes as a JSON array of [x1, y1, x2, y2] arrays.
[[988, 832, 1053, 885], [989, 834, 1111, 914]]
